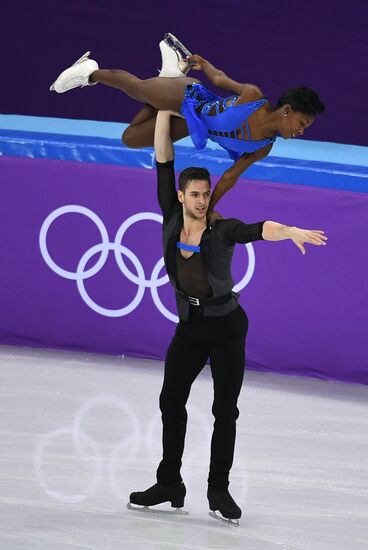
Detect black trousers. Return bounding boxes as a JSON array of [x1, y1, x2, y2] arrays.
[[156, 305, 248, 490]]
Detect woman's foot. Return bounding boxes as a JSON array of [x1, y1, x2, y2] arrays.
[[49, 51, 99, 93], [159, 40, 190, 77]]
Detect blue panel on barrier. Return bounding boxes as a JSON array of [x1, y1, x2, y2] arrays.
[[1, 118, 367, 192]]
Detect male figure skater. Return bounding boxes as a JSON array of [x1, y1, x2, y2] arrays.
[[128, 110, 327, 524]]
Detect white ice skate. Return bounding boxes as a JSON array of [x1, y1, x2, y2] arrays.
[[49, 51, 99, 93], [158, 33, 193, 77]]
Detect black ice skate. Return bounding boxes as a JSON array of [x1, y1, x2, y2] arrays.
[[207, 487, 242, 526], [128, 482, 186, 510]]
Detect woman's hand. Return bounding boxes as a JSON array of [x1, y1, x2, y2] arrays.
[[186, 55, 207, 71]]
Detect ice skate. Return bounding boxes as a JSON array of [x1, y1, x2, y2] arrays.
[[126, 502, 189, 516], [164, 33, 192, 58], [159, 33, 193, 77], [129, 482, 186, 510], [207, 487, 241, 526], [49, 51, 99, 93]]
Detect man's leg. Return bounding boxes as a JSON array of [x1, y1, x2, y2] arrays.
[[129, 321, 208, 508], [206, 306, 248, 521], [157, 321, 209, 484], [208, 307, 248, 489]]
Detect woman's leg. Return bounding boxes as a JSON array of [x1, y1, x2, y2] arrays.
[[122, 104, 189, 148], [90, 69, 200, 111]]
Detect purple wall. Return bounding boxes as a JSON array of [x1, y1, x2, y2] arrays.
[[1, 156, 367, 384], [2, 1, 368, 145]]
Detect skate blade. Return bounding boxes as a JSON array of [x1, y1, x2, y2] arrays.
[[127, 502, 189, 516], [49, 51, 91, 91], [164, 33, 192, 57], [72, 51, 91, 66], [209, 511, 240, 526]]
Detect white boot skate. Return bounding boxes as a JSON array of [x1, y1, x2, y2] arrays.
[[49, 51, 99, 93], [159, 33, 193, 77]]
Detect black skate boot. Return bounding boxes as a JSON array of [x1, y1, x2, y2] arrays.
[[129, 482, 186, 508], [207, 487, 242, 525]]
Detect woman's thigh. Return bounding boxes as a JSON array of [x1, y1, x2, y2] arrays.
[[122, 114, 189, 148], [137, 76, 201, 111]]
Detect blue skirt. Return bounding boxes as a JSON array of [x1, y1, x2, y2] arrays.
[[180, 83, 218, 150], [181, 83, 242, 161]]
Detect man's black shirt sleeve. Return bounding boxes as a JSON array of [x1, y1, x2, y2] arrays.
[[214, 218, 265, 244], [156, 160, 179, 221]]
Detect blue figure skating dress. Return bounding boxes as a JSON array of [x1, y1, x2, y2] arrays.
[[181, 83, 275, 161]]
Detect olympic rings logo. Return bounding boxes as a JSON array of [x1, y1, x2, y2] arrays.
[[39, 205, 256, 322]]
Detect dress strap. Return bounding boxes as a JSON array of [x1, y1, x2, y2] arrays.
[[177, 242, 201, 253]]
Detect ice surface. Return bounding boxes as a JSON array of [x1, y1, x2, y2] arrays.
[[1, 345, 367, 550]]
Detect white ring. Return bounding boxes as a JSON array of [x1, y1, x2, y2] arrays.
[[40, 206, 256, 321], [39, 205, 109, 280]]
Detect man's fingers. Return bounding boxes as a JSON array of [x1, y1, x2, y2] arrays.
[[308, 237, 326, 246], [305, 232, 328, 245], [295, 241, 306, 255]]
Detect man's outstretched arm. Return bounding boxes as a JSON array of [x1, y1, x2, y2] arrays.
[[217, 219, 327, 255], [154, 111, 178, 218], [262, 221, 328, 255]]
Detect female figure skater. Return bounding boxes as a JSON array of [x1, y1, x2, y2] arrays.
[[50, 34, 325, 210]]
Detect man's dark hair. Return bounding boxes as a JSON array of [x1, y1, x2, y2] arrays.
[[178, 167, 211, 192], [276, 87, 325, 116]]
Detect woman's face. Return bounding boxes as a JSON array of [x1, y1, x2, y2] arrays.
[[279, 107, 315, 139]]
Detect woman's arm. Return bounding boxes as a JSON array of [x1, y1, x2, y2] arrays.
[[208, 144, 273, 212], [188, 55, 263, 100]]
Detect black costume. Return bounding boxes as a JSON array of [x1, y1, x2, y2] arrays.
[[156, 160, 265, 491]]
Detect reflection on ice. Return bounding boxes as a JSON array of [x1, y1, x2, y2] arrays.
[[1, 345, 367, 550]]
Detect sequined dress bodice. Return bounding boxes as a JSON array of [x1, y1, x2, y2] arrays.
[[181, 83, 275, 161]]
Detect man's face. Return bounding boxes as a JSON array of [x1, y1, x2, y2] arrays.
[[178, 180, 211, 220]]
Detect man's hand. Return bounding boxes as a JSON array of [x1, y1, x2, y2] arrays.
[[262, 221, 328, 254], [290, 227, 328, 255], [163, 110, 185, 119]]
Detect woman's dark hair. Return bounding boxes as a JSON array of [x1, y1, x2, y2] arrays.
[[178, 167, 211, 192], [276, 87, 325, 116]]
